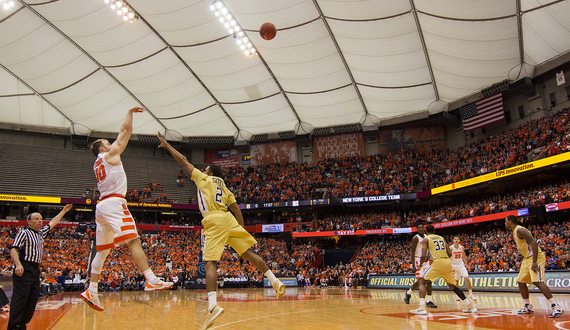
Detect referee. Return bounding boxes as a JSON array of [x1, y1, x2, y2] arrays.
[[8, 204, 72, 330]]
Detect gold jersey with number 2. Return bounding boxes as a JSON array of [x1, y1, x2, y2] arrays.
[[192, 169, 236, 217], [426, 234, 449, 260]]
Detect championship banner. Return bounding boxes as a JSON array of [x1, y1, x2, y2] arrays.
[[379, 126, 445, 154], [432, 151, 570, 195], [314, 133, 364, 161], [0, 194, 60, 203], [250, 141, 297, 165], [367, 271, 570, 293], [205, 148, 239, 169], [263, 277, 298, 287]]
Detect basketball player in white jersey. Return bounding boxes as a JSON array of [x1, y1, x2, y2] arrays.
[[404, 223, 436, 308], [80, 106, 172, 312], [450, 236, 477, 301]]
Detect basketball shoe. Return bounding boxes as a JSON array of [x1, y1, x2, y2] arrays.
[[80, 290, 104, 312], [404, 292, 411, 304], [202, 304, 224, 330], [463, 301, 478, 313], [549, 304, 564, 318], [426, 301, 438, 308], [410, 306, 427, 315], [517, 304, 534, 315], [144, 280, 174, 291], [272, 280, 286, 299]]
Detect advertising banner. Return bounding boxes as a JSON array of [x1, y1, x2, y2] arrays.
[[250, 141, 297, 165], [379, 125, 445, 154], [205, 148, 239, 169], [262, 224, 284, 233], [314, 133, 364, 161], [432, 152, 570, 195], [0, 194, 60, 203], [263, 277, 298, 287], [367, 271, 570, 293]]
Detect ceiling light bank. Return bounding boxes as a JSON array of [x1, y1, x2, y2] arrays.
[[1, 0, 15, 10], [209, 1, 256, 56], [103, 0, 138, 23]]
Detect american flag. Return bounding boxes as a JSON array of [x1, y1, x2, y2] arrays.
[[460, 93, 504, 131]]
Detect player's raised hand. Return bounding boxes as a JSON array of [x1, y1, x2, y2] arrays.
[[129, 106, 145, 113], [157, 131, 168, 148]]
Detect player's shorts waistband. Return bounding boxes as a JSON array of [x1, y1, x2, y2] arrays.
[[100, 194, 125, 201]]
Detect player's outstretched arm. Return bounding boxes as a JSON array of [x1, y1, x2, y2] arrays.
[[48, 204, 73, 230], [157, 132, 195, 175], [108, 106, 145, 160]]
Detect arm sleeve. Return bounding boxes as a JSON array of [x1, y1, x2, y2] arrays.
[[10, 231, 25, 250]]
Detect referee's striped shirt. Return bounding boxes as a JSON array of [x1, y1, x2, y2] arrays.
[[10, 225, 50, 264]]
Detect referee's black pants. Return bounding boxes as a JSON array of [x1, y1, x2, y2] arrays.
[[8, 260, 40, 330]]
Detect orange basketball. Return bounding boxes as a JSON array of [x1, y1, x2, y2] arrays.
[[260, 22, 277, 41]]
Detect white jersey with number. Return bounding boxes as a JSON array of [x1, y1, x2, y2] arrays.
[[94, 153, 127, 199], [450, 245, 465, 266]]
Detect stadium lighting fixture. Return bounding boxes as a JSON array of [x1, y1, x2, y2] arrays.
[[1, 0, 15, 10], [103, 0, 139, 23], [210, 0, 257, 57]]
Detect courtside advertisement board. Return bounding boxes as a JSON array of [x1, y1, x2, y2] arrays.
[[367, 271, 570, 293]]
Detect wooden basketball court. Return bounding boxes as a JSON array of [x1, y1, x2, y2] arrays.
[[2, 288, 568, 329]]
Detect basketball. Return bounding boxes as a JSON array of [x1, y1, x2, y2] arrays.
[[260, 22, 276, 40]]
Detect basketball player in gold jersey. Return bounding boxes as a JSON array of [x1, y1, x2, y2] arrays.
[[157, 132, 286, 330], [505, 215, 564, 318], [410, 225, 476, 315]]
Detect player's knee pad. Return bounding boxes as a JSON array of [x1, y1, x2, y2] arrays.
[[91, 249, 110, 274]]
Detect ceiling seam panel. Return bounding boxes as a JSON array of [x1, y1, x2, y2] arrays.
[[21, 0, 167, 130], [255, 53, 301, 123], [128, 2, 240, 131], [324, 11, 411, 23], [312, 0, 368, 116], [0, 62, 73, 123], [409, 0, 438, 101]]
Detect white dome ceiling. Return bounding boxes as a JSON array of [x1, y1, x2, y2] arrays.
[[0, 0, 569, 138]]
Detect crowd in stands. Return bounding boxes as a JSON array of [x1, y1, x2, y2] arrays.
[[225, 108, 570, 204], [124, 182, 169, 203]]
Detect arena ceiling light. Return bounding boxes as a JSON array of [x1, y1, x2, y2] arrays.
[[1, 0, 15, 10], [103, 0, 138, 23], [210, 0, 256, 57]]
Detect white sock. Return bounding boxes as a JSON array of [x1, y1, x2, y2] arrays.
[[143, 269, 159, 284], [523, 299, 530, 305], [89, 281, 98, 293], [208, 291, 217, 309], [419, 298, 426, 306], [265, 270, 278, 285], [468, 289, 473, 295], [407, 289, 413, 295], [426, 295, 432, 303], [463, 299, 470, 305], [549, 298, 556, 306]]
